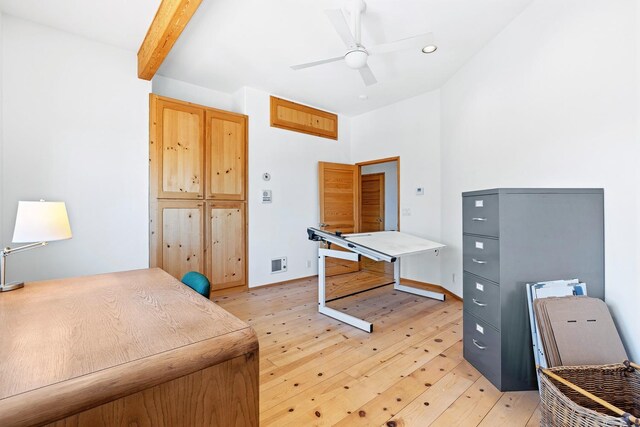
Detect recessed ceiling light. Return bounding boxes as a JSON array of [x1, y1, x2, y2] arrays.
[[422, 45, 438, 54], [359, 94, 368, 100]]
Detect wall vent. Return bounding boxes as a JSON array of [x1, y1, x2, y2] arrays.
[[271, 257, 287, 274]]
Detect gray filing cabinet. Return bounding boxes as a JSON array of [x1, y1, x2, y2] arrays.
[[462, 188, 604, 391]]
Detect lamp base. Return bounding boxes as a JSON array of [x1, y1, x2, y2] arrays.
[[0, 281, 24, 292]]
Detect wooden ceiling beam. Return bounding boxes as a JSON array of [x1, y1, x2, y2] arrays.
[[137, 0, 202, 80]]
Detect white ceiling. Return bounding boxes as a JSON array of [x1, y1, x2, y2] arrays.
[[159, 0, 534, 116], [0, 0, 534, 116], [0, 0, 160, 51]]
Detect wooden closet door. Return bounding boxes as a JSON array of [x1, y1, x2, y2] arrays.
[[157, 200, 205, 280], [157, 99, 205, 199], [206, 201, 246, 290], [205, 111, 247, 200]]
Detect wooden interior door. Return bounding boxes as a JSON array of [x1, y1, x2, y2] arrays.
[[318, 162, 359, 275], [157, 99, 205, 199], [206, 111, 247, 200], [157, 200, 205, 280], [360, 173, 385, 232], [206, 201, 246, 290]]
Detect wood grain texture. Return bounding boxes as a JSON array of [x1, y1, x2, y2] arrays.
[[137, 0, 203, 80], [212, 275, 539, 426], [356, 156, 400, 231], [207, 201, 246, 290], [149, 94, 159, 268], [319, 161, 360, 276], [158, 98, 205, 199], [149, 94, 249, 293], [45, 353, 258, 427], [270, 96, 338, 140], [360, 172, 385, 232], [0, 269, 258, 426], [157, 199, 205, 280], [206, 110, 247, 200]]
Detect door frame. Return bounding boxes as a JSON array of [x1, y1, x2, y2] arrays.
[[356, 156, 400, 232]]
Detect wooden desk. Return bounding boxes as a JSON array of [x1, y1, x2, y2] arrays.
[[0, 268, 258, 426]]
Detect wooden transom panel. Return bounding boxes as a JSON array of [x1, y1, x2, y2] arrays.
[[270, 96, 338, 140]]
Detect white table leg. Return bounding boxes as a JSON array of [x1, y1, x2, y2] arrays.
[[318, 248, 373, 332], [393, 257, 446, 301]]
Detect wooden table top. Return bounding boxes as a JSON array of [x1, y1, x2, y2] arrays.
[[0, 268, 257, 425]]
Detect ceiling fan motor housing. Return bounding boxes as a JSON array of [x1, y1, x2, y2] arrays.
[[344, 48, 368, 69]]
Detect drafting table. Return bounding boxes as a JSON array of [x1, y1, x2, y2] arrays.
[[308, 227, 446, 332]]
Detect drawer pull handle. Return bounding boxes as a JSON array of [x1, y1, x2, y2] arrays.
[[472, 217, 488, 221], [472, 258, 487, 265], [472, 339, 487, 350], [472, 299, 487, 307]]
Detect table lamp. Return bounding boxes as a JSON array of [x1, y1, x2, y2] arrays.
[[0, 200, 72, 292]]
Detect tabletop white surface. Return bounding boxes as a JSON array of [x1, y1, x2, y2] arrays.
[[344, 231, 445, 257]]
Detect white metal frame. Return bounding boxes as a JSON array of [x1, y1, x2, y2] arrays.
[[316, 241, 445, 333]]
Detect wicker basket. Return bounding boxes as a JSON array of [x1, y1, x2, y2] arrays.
[[539, 363, 640, 426]]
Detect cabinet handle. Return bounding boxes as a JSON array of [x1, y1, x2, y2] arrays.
[[319, 223, 328, 227], [472, 339, 487, 350], [472, 217, 487, 222], [472, 298, 487, 307], [472, 258, 487, 265]]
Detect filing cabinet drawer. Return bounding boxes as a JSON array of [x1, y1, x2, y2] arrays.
[[463, 272, 500, 329], [463, 311, 502, 389], [463, 194, 499, 237], [463, 235, 500, 283]]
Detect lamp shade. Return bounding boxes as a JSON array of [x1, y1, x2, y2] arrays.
[[12, 201, 72, 243]]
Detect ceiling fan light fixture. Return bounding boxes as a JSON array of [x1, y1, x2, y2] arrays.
[[344, 49, 368, 69], [422, 44, 438, 54]]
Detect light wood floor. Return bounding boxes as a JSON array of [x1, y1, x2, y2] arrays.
[[214, 275, 541, 426]]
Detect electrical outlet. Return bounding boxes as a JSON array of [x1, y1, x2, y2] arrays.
[[306, 260, 311, 268], [402, 208, 411, 216], [452, 273, 456, 283]]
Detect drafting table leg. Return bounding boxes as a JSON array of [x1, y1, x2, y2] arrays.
[[393, 258, 446, 301], [317, 248, 373, 333]]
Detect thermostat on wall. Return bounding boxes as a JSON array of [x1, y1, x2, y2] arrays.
[[262, 190, 272, 203]]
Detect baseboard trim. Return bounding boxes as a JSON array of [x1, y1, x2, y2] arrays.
[[399, 278, 463, 302], [240, 275, 462, 302]]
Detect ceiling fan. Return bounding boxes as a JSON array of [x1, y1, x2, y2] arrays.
[[290, 0, 435, 87]]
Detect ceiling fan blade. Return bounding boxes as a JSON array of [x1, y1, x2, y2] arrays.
[[368, 32, 435, 55], [290, 56, 344, 70], [359, 65, 377, 86], [325, 9, 357, 48]]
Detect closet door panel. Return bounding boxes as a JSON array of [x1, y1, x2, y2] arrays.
[[158, 100, 205, 199], [206, 201, 246, 290], [206, 112, 246, 200], [157, 200, 205, 280]]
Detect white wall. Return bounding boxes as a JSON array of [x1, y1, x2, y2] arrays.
[[1, 15, 151, 282], [361, 161, 398, 231], [351, 91, 442, 285], [439, 0, 639, 358], [0, 13, 4, 249], [235, 87, 352, 287], [152, 75, 237, 113]]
